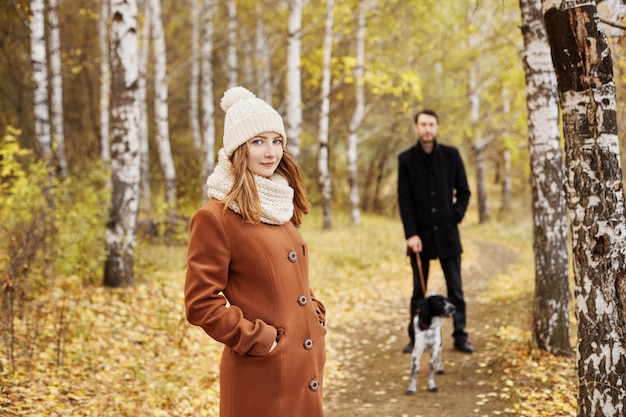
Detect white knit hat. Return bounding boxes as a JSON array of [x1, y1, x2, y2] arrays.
[[221, 86, 287, 157]]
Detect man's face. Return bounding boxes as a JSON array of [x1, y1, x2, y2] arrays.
[[414, 113, 438, 144]]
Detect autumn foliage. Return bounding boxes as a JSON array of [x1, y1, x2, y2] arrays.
[[1, 169, 576, 415]]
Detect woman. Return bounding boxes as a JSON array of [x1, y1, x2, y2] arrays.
[[185, 86, 327, 417]]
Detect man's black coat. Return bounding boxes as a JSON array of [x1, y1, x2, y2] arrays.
[[397, 140, 471, 260]]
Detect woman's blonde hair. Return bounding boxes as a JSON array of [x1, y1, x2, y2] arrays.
[[221, 145, 310, 227]]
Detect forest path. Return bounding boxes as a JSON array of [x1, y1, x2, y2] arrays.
[[323, 235, 523, 417]]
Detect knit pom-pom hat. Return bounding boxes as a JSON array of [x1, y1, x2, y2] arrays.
[[221, 86, 287, 157]]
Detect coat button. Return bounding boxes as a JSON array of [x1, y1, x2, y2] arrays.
[[303, 338, 313, 350], [308, 379, 320, 392], [297, 294, 308, 306], [288, 250, 298, 263]]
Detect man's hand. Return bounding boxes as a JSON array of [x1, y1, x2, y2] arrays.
[[407, 235, 422, 254]]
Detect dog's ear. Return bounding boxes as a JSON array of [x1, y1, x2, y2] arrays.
[[416, 298, 428, 315], [431, 296, 444, 309]]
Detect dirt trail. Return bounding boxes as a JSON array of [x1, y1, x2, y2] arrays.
[[324, 237, 522, 417]]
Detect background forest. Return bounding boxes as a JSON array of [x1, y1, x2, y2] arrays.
[[2, 0, 626, 416], [3, 0, 626, 219]]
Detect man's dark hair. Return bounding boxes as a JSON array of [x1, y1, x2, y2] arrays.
[[414, 109, 439, 124]]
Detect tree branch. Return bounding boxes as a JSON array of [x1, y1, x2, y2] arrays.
[[599, 16, 626, 31]]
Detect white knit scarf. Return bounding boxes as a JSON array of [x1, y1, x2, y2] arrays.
[[206, 149, 295, 225]]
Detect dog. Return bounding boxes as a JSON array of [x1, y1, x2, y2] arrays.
[[406, 295, 456, 394]]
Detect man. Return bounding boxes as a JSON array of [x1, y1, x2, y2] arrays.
[[397, 109, 474, 354]]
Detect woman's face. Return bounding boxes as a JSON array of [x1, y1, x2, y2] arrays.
[[246, 132, 284, 177]]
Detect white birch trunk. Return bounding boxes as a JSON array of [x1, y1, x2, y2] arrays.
[[47, 0, 67, 178], [501, 148, 511, 211], [151, 0, 177, 215], [471, 137, 489, 222], [30, 0, 52, 160], [500, 89, 511, 212], [138, 0, 151, 214], [347, 0, 367, 226], [99, 0, 111, 163], [544, 1, 626, 414], [467, 31, 490, 223], [29, 0, 56, 235], [226, 0, 237, 88], [190, 0, 202, 152], [520, 0, 571, 356], [318, 0, 334, 230], [286, 0, 303, 161], [255, 12, 273, 104], [200, 0, 216, 198], [104, 0, 141, 287], [242, 38, 254, 85]]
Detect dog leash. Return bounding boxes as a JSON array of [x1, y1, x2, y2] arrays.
[[416, 253, 427, 296], [415, 253, 431, 330]]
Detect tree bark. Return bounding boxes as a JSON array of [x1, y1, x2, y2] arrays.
[[30, 0, 51, 161], [190, 0, 202, 153], [151, 0, 176, 216], [348, 0, 368, 227], [520, 0, 572, 356], [255, 9, 273, 104], [543, 1, 626, 414], [318, 0, 334, 230], [468, 60, 491, 224], [29, 0, 57, 265], [286, 0, 303, 161], [138, 0, 151, 214], [47, 0, 67, 178], [226, 0, 237, 88], [472, 140, 490, 223], [104, 0, 141, 288], [500, 148, 512, 211], [500, 89, 512, 212], [99, 0, 111, 163], [200, 0, 216, 199]]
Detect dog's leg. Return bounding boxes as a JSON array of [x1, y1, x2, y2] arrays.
[[406, 342, 425, 395], [428, 344, 442, 392], [435, 346, 444, 375]]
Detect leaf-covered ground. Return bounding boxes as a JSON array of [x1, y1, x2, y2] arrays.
[[0, 212, 577, 416]]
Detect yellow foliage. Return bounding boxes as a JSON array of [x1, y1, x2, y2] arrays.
[[1, 210, 577, 416]]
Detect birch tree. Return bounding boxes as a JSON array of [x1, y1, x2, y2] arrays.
[[543, 1, 626, 414], [255, 7, 273, 103], [347, 0, 369, 226], [500, 148, 512, 211], [200, 0, 216, 198], [467, 22, 492, 224], [318, 0, 334, 230], [30, 0, 52, 162], [520, 0, 571, 356], [226, 0, 237, 88], [104, 0, 141, 287], [99, 0, 111, 163], [48, 0, 67, 178], [138, 0, 151, 214], [189, 0, 202, 152], [150, 0, 177, 215], [29, 0, 56, 254], [500, 89, 512, 212], [286, 0, 303, 161]]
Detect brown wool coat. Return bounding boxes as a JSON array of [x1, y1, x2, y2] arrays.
[[185, 200, 326, 417]]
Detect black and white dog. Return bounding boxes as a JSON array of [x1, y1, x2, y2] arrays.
[[406, 295, 456, 394]]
